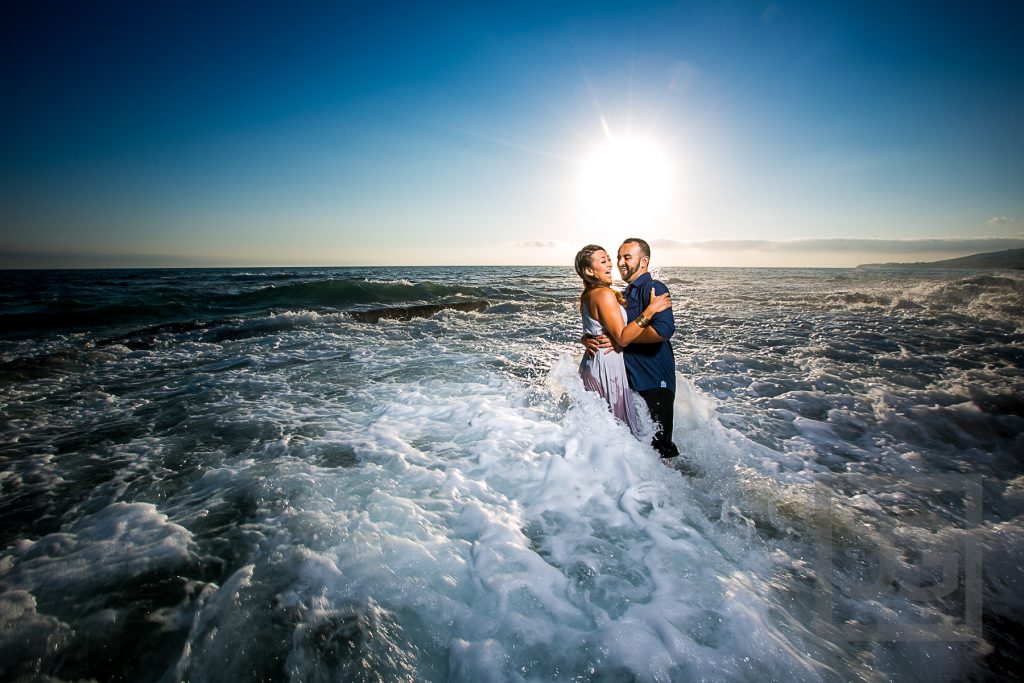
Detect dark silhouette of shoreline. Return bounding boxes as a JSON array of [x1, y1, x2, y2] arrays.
[[857, 248, 1024, 270]]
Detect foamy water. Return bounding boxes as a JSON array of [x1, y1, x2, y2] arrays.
[[0, 266, 1021, 681]]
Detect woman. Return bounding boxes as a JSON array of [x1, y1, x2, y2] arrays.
[[574, 244, 672, 435]]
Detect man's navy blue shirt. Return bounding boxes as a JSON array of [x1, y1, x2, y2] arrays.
[[623, 272, 676, 393]]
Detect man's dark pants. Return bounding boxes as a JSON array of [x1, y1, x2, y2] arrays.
[[638, 388, 680, 459]]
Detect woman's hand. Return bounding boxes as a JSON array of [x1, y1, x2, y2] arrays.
[[582, 333, 615, 357], [644, 290, 672, 315]]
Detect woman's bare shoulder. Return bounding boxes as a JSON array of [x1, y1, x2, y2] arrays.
[[588, 287, 617, 303]]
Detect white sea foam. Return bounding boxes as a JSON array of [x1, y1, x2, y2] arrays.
[[362, 277, 415, 286], [164, 356, 942, 681], [0, 503, 201, 680], [1, 502, 194, 594], [1, 266, 1017, 681]]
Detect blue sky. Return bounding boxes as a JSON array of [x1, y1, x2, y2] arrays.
[[1, 0, 1022, 267]]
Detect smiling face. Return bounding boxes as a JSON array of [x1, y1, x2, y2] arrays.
[[617, 241, 648, 283], [586, 249, 615, 285]]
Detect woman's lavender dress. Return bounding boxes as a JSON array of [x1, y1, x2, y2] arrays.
[[578, 298, 642, 435]]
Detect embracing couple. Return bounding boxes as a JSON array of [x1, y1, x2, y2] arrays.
[[575, 237, 683, 462]]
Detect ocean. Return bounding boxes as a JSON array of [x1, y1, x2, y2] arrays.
[[0, 266, 1021, 682]]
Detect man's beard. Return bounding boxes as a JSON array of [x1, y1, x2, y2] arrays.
[[620, 262, 641, 283]]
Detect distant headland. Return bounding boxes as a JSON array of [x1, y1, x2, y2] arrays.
[[856, 247, 1024, 270]]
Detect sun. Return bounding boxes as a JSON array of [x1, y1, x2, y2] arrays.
[[577, 135, 675, 231]]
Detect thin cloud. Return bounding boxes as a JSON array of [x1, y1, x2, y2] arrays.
[[653, 237, 1024, 253], [0, 245, 216, 269], [667, 61, 698, 93], [511, 240, 557, 248], [988, 216, 1020, 226], [651, 239, 689, 250], [761, 2, 782, 23], [654, 239, 773, 251]]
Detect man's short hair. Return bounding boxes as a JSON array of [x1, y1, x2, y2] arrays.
[[622, 237, 651, 259]]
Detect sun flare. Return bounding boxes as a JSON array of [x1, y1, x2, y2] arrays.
[[577, 136, 675, 230]]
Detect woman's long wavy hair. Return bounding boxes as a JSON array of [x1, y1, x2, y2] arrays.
[[574, 244, 625, 305]]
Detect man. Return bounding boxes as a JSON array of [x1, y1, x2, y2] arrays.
[[584, 238, 681, 460]]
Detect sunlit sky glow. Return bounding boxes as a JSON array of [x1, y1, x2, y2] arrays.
[[1, 1, 1022, 268]]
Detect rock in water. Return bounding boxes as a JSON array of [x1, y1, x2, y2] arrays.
[[349, 300, 489, 323]]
